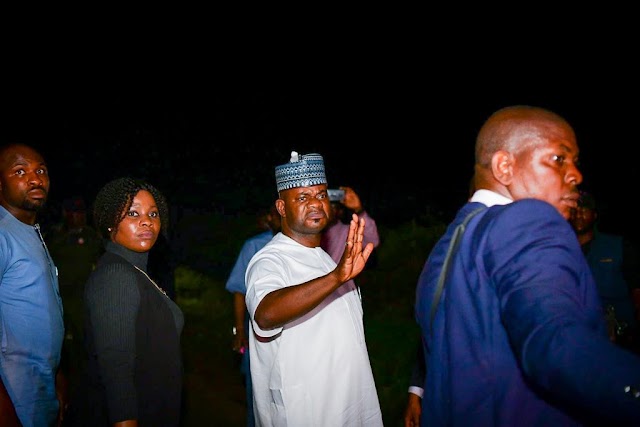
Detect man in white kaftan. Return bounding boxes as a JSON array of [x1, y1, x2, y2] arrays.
[[245, 151, 383, 427]]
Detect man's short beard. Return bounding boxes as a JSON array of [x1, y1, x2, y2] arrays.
[[22, 199, 46, 212]]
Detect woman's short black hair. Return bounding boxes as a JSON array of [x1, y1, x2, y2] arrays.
[[93, 177, 169, 239]]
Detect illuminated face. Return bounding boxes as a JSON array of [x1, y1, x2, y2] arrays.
[[278, 184, 331, 236], [112, 190, 161, 253], [0, 145, 49, 213], [508, 124, 582, 220]]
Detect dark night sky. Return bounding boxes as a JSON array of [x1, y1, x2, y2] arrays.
[[4, 67, 637, 234]]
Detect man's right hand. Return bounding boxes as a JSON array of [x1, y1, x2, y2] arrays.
[[335, 214, 374, 283]]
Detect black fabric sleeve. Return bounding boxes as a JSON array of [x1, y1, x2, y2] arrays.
[[409, 342, 426, 389], [85, 263, 140, 423]]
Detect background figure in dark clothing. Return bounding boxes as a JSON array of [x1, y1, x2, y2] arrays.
[[571, 191, 640, 351], [46, 196, 103, 297], [46, 195, 103, 398]]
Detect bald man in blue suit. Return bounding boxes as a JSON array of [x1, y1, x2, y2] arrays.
[[415, 105, 640, 426]]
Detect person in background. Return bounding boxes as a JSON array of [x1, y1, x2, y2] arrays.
[[64, 177, 184, 426], [415, 105, 640, 425], [321, 186, 380, 295], [46, 195, 103, 397], [225, 203, 281, 427], [46, 196, 103, 294], [571, 191, 640, 352], [0, 143, 66, 426], [245, 151, 383, 426]]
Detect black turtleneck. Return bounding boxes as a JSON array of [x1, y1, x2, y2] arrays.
[[69, 241, 184, 426]]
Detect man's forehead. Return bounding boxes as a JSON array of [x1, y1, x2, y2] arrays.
[[288, 185, 327, 195], [541, 138, 579, 155], [3, 146, 44, 165]]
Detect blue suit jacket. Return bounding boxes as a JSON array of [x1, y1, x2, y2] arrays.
[[416, 199, 640, 426]]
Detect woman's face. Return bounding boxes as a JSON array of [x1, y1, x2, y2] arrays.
[[112, 189, 161, 253]]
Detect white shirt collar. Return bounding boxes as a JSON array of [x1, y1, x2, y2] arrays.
[[469, 189, 513, 207]]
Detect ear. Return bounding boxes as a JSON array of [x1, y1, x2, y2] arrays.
[[275, 199, 286, 217], [491, 150, 514, 185]]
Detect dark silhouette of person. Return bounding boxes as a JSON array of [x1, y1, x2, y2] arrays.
[[571, 191, 640, 352], [46, 195, 103, 403]]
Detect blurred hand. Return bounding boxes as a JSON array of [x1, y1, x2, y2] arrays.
[[56, 369, 69, 426], [339, 186, 362, 213], [232, 329, 248, 353], [403, 393, 422, 427]]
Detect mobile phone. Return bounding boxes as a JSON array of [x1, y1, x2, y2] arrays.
[[327, 188, 345, 202]]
